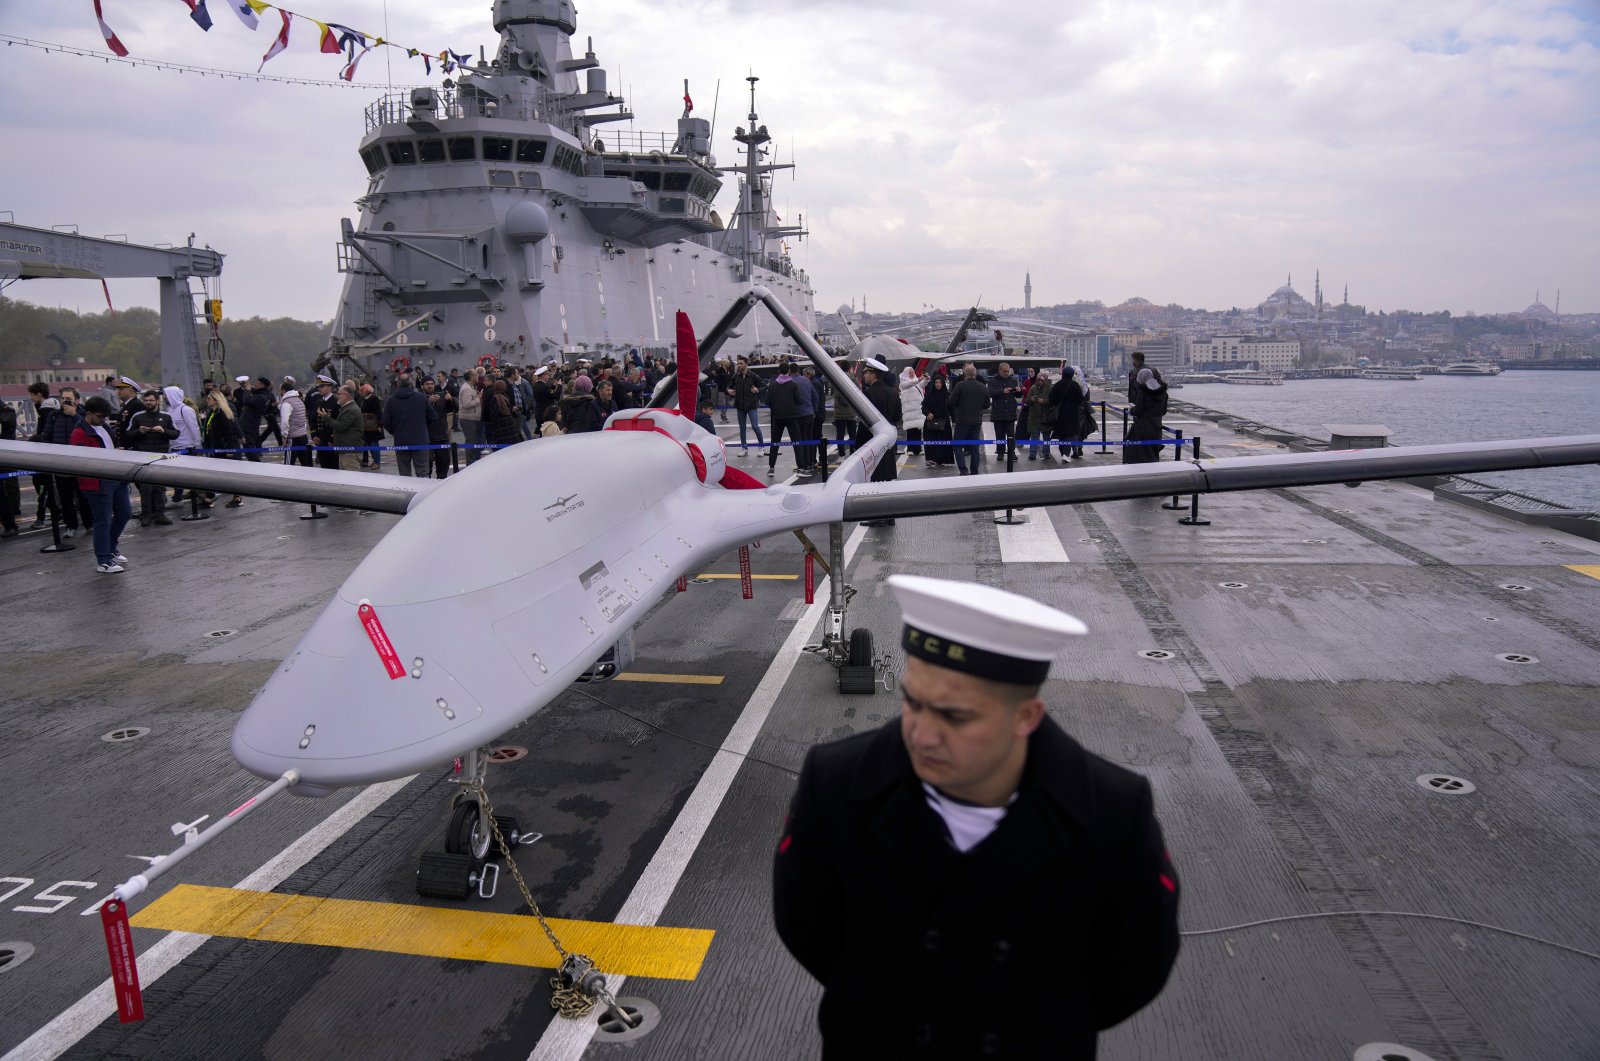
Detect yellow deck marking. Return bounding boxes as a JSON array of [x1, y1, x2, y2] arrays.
[[1567, 565, 1600, 582], [131, 884, 713, 981], [693, 573, 797, 580], [615, 672, 725, 685]]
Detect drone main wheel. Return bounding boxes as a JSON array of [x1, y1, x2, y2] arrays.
[[446, 800, 493, 862], [848, 627, 874, 668]]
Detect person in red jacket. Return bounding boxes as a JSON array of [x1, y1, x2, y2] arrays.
[[70, 396, 133, 573]]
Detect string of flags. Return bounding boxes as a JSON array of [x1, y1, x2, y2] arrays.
[[91, 0, 472, 82]]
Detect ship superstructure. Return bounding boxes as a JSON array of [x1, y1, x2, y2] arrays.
[[328, 0, 815, 373]]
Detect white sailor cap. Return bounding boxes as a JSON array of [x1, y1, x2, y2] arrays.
[[888, 574, 1087, 684], [864, 357, 889, 372], [534, 366, 549, 377], [316, 374, 336, 385], [235, 375, 250, 383], [117, 375, 140, 388]]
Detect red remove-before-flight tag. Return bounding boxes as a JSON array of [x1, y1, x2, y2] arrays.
[[804, 553, 815, 604], [101, 899, 145, 1023], [738, 546, 753, 600], [676, 575, 687, 594], [357, 601, 406, 679]]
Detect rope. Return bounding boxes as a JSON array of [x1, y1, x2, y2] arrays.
[[1183, 910, 1600, 961]]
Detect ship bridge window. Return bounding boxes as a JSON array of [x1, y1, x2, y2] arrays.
[[418, 139, 447, 164], [659, 197, 686, 214], [518, 172, 543, 188], [359, 145, 386, 175], [634, 170, 662, 191], [483, 137, 514, 162], [516, 138, 548, 164], [663, 171, 691, 192], [385, 140, 417, 165], [552, 145, 583, 176], [488, 169, 516, 187], [448, 137, 477, 161], [692, 176, 719, 200]]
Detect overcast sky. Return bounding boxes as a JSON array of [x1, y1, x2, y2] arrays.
[[2, 0, 1596, 321]]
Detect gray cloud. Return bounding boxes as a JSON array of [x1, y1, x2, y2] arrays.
[[1, 0, 1593, 319]]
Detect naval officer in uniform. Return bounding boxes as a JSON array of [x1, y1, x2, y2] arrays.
[[773, 575, 1180, 1058]]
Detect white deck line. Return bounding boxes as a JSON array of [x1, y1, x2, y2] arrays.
[[529, 524, 869, 1061], [994, 509, 1071, 563], [4, 777, 415, 1061]]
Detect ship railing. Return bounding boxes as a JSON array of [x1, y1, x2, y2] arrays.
[[364, 87, 578, 132], [595, 129, 683, 157]]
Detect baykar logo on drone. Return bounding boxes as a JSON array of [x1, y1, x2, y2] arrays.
[[543, 493, 584, 522]]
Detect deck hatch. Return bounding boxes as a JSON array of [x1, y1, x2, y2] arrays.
[[0, 942, 35, 972], [1416, 774, 1476, 795]]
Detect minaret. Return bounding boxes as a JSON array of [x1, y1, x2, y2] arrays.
[[1343, 283, 1348, 306], [1315, 270, 1322, 316], [1024, 272, 1032, 311]]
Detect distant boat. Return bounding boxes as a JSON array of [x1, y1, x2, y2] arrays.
[[1219, 370, 1284, 386], [1440, 361, 1503, 376], [1360, 367, 1423, 380]]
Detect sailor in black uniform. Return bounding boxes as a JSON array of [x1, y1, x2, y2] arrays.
[[855, 357, 902, 527], [774, 575, 1180, 1059]]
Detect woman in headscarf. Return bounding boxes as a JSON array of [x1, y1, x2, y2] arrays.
[[201, 389, 245, 507], [1124, 367, 1168, 465], [1049, 366, 1086, 463], [1023, 369, 1055, 461], [919, 373, 954, 467], [484, 378, 522, 448]]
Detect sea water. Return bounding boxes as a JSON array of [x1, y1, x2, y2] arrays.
[[1169, 371, 1600, 511]]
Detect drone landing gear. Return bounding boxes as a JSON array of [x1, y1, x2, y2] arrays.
[[800, 523, 897, 695], [415, 746, 541, 901]]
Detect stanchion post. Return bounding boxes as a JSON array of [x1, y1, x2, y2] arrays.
[[1162, 429, 1186, 509], [817, 424, 830, 482], [451, 440, 460, 474], [994, 425, 1027, 525], [1179, 436, 1211, 526], [1097, 401, 1109, 454], [39, 476, 75, 553]]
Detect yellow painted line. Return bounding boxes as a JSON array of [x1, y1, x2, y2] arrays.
[[615, 672, 725, 685], [692, 573, 798, 580], [1567, 565, 1600, 582], [131, 884, 713, 981]]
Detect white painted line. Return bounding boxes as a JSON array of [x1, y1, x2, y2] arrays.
[[529, 526, 869, 1061], [994, 509, 1070, 563], [4, 776, 415, 1061]]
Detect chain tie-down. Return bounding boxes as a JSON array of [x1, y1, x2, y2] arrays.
[[469, 782, 638, 1028]]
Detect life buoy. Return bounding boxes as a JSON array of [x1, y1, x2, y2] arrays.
[[477, 354, 498, 370], [389, 355, 412, 375]]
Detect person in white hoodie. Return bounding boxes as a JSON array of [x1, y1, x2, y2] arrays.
[[898, 367, 926, 459], [164, 386, 202, 503]]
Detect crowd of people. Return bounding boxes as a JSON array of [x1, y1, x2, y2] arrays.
[[1, 350, 1166, 572]]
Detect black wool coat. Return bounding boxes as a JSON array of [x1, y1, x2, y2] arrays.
[[774, 717, 1180, 1059]]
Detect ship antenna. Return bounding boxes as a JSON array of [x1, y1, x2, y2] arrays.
[[708, 80, 721, 151]]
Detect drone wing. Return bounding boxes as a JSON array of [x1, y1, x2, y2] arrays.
[[0, 440, 431, 515], [838, 434, 1600, 522]]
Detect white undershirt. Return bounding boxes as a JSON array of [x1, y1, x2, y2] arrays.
[[90, 424, 115, 451], [922, 783, 1015, 853]]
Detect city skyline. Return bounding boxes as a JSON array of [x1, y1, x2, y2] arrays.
[[0, 0, 1595, 321]]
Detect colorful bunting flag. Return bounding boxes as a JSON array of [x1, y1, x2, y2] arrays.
[[224, 1, 259, 30], [93, 0, 129, 57], [312, 19, 341, 54], [341, 44, 373, 82], [179, 0, 214, 31], [259, 9, 290, 70], [326, 22, 366, 60]]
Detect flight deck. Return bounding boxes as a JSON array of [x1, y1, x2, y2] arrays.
[[2, 412, 1598, 1061]]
